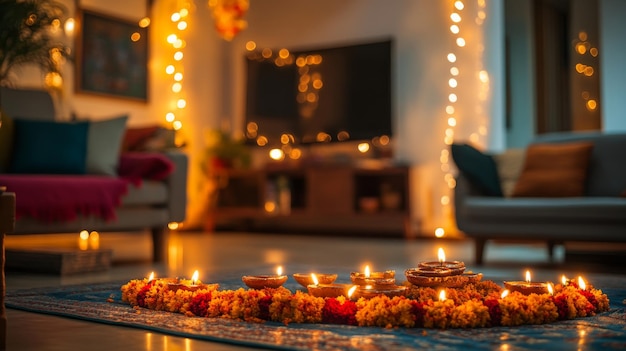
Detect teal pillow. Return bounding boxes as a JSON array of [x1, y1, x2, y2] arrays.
[[451, 143, 503, 197], [86, 115, 128, 176], [10, 119, 89, 174]]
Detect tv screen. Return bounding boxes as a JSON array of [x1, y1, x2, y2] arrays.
[[245, 39, 393, 146]]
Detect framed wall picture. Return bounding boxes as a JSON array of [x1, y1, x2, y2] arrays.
[[75, 10, 148, 101]]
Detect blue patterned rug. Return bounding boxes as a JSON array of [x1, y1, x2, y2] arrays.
[[6, 278, 626, 350]]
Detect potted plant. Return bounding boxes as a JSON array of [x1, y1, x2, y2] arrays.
[[0, 0, 70, 87]]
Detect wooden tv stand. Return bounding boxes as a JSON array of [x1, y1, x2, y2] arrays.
[[210, 163, 412, 237]]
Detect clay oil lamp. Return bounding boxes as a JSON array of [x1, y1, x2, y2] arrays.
[[242, 265, 288, 289]]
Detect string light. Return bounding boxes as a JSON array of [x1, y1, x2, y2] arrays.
[[437, 0, 489, 238], [163, 5, 191, 149]]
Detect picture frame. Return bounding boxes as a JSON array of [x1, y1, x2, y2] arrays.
[[75, 10, 149, 101]]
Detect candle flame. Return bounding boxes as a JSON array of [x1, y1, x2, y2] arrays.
[[439, 289, 446, 301], [578, 276, 586, 290], [561, 275, 568, 285], [365, 285, 373, 290], [547, 282, 554, 295], [364, 265, 370, 278], [310, 273, 319, 286], [525, 270, 531, 283], [276, 266, 283, 276], [148, 272, 155, 282], [501, 289, 509, 299], [438, 248, 445, 263], [191, 270, 199, 285], [348, 285, 357, 298]]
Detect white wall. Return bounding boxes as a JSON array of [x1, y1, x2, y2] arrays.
[[225, 0, 503, 235], [600, 0, 626, 131]]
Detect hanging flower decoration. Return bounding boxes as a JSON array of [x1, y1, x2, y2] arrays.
[[208, 0, 249, 41]]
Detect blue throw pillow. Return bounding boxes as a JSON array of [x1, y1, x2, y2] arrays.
[[10, 119, 89, 174], [451, 143, 503, 197]]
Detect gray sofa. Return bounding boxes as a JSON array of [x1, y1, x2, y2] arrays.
[[0, 87, 188, 262], [454, 131, 626, 265]]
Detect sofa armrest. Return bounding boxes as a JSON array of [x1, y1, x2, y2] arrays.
[[163, 150, 188, 222], [454, 172, 486, 231]]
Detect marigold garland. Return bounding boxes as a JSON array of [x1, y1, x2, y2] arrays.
[[120, 278, 610, 329]]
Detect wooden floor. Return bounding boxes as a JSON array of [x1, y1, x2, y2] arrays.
[[4, 230, 626, 351]]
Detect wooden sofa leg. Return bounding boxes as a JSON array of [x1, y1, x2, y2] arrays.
[[475, 239, 486, 265], [151, 227, 169, 263]]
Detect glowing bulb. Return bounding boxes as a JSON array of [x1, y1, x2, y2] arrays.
[[174, 72, 183, 81], [269, 148, 284, 160], [246, 41, 256, 51], [447, 53, 457, 63], [455, 1, 465, 10], [177, 21, 187, 30], [456, 38, 466, 47], [172, 82, 182, 93], [447, 117, 457, 126], [174, 51, 184, 61], [165, 65, 175, 74], [165, 112, 175, 122], [138, 17, 150, 28], [435, 227, 445, 238], [172, 121, 182, 130], [357, 142, 370, 153], [177, 99, 187, 108], [450, 67, 459, 76], [79, 230, 89, 240], [167, 34, 177, 44], [168, 222, 179, 230], [448, 78, 457, 88], [448, 93, 457, 102], [171, 13, 181, 22], [451, 13, 461, 23], [64, 18, 75, 36], [450, 24, 459, 34], [130, 32, 141, 42]]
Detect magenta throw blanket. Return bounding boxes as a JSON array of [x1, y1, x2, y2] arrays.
[[118, 152, 175, 186], [0, 175, 129, 223]]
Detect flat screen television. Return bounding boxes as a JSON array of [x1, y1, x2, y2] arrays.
[[244, 39, 393, 146]]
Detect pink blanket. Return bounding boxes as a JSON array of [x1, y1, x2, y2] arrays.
[[0, 175, 129, 223]]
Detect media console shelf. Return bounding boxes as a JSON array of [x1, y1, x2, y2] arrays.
[[211, 164, 412, 237]]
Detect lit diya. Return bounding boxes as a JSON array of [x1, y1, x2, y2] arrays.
[[503, 270, 550, 295], [167, 270, 218, 292], [353, 284, 408, 299], [405, 248, 482, 288], [306, 273, 356, 298], [293, 273, 337, 288], [242, 265, 288, 289], [350, 265, 395, 287]]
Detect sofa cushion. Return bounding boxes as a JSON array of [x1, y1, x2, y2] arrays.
[[0, 110, 14, 173], [451, 143, 503, 197], [10, 119, 89, 174], [512, 141, 593, 197], [86, 115, 128, 176], [492, 148, 525, 197], [122, 126, 160, 152]]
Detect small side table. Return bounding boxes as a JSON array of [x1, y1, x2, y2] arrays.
[[0, 192, 16, 351]]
